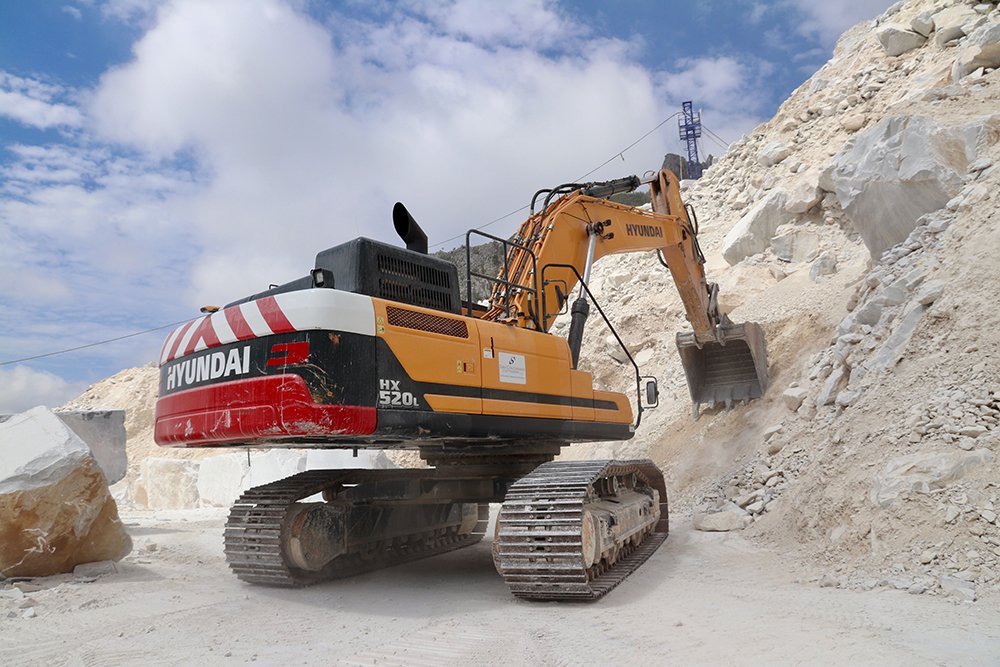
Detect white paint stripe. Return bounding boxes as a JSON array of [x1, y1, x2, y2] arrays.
[[164, 290, 378, 363], [240, 301, 274, 338], [175, 318, 201, 359], [276, 289, 375, 336], [160, 326, 183, 365], [212, 309, 237, 345]]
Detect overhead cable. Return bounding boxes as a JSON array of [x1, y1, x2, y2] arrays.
[[429, 111, 683, 251], [0, 318, 196, 366]]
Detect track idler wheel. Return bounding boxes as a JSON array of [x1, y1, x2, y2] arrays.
[[284, 503, 347, 572]]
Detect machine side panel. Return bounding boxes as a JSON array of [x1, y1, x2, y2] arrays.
[[475, 319, 574, 420], [570, 369, 596, 422], [372, 299, 482, 415], [155, 375, 377, 446], [159, 289, 375, 365]]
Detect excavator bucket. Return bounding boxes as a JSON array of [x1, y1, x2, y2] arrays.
[[676, 321, 769, 419]]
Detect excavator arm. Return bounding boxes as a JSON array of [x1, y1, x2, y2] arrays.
[[480, 168, 768, 417], [481, 170, 713, 336]]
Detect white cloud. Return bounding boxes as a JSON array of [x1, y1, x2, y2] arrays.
[[789, 0, 898, 47], [0, 73, 83, 129], [83, 0, 688, 289], [746, 1, 770, 25], [62, 5, 84, 20], [2, 0, 770, 389], [0, 366, 86, 414], [98, 0, 169, 25], [411, 0, 587, 50]]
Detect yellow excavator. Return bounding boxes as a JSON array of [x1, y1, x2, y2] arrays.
[[153, 168, 768, 600]]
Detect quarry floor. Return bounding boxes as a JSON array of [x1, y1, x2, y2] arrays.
[[2, 507, 999, 667]]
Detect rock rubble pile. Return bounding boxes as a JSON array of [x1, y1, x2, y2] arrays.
[[565, 0, 1000, 602]]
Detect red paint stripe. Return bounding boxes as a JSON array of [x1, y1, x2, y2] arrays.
[[225, 305, 256, 341], [257, 296, 295, 334], [182, 315, 222, 356], [165, 320, 196, 363], [153, 375, 377, 446]]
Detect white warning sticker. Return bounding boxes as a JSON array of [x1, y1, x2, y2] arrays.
[[498, 352, 527, 385]]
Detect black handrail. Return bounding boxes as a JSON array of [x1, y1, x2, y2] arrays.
[[540, 263, 652, 430], [465, 229, 541, 331]]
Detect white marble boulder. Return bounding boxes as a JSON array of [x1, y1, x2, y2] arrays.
[[721, 189, 794, 265], [823, 115, 986, 259], [0, 407, 132, 578]]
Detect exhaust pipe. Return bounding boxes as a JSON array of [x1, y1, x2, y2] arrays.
[[393, 202, 428, 254]]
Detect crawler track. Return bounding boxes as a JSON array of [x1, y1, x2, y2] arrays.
[[224, 470, 481, 587], [494, 459, 668, 601]]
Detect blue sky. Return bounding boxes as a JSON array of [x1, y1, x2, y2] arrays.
[[0, 0, 896, 413]]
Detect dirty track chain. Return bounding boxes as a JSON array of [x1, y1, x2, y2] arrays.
[[494, 459, 668, 601], [224, 470, 481, 587]]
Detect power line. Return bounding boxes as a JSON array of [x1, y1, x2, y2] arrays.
[[429, 204, 529, 252], [9, 112, 686, 364], [701, 124, 731, 152], [0, 318, 197, 367], [573, 112, 682, 182], [430, 111, 683, 251]]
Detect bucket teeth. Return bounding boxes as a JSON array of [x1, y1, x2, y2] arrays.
[[676, 321, 769, 418]]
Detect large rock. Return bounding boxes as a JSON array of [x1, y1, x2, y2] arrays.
[[757, 141, 791, 167], [933, 5, 981, 46], [939, 575, 976, 601], [782, 387, 808, 411], [305, 449, 396, 471], [195, 448, 398, 508], [771, 231, 820, 263], [247, 450, 306, 488], [824, 116, 981, 259], [877, 24, 927, 56], [785, 175, 823, 214], [694, 506, 750, 532], [839, 298, 884, 336], [137, 458, 201, 510], [53, 410, 127, 484], [0, 407, 132, 577], [809, 251, 838, 282], [872, 449, 995, 508], [196, 453, 250, 508], [873, 302, 928, 371], [721, 190, 794, 265], [953, 22, 1000, 81], [910, 11, 935, 38], [816, 365, 847, 407], [1, 410, 127, 484]]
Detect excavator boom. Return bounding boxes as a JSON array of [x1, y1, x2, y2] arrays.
[[483, 169, 768, 417]]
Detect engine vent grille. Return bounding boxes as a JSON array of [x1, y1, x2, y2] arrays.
[[376, 253, 455, 312], [379, 279, 454, 313], [377, 254, 451, 288], [386, 305, 469, 338]]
